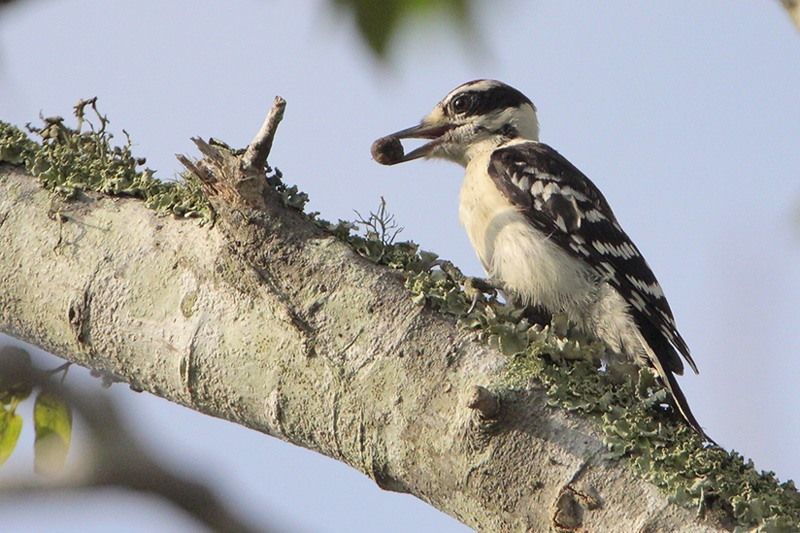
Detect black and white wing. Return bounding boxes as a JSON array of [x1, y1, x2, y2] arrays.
[[487, 141, 697, 377]]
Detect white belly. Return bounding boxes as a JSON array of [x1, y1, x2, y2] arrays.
[[458, 156, 596, 313], [457, 149, 646, 364]]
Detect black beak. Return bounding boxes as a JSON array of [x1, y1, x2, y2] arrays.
[[373, 122, 454, 165]]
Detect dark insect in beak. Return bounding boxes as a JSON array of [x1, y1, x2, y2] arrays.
[[371, 123, 454, 165]]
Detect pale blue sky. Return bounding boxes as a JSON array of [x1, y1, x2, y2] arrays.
[[1, 1, 799, 531]]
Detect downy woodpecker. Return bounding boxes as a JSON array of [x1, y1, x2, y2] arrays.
[[373, 79, 708, 439]]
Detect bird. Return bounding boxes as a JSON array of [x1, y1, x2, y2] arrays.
[[372, 79, 709, 440]]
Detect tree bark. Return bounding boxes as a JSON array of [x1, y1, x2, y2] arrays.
[[0, 146, 727, 531]]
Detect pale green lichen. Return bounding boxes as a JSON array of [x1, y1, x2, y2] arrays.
[[0, 99, 212, 221], [266, 167, 311, 213], [0, 121, 37, 166]]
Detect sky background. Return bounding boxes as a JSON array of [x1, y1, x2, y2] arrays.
[[1, 1, 799, 531]]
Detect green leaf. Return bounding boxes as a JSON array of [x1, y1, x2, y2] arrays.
[[332, 0, 472, 57], [0, 346, 34, 404], [0, 409, 23, 465], [34, 391, 72, 475]]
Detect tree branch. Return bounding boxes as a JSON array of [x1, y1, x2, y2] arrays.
[[0, 105, 766, 530]]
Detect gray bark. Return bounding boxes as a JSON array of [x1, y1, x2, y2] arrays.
[[0, 158, 725, 532]]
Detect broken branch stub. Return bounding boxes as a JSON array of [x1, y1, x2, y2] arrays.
[[242, 96, 287, 172], [177, 97, 287, 211]]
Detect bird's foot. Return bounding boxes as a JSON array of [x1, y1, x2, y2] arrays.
[[500, 293, 553, 327], [463, 276, 501, 314], [433, 259, 466, 284], [519, 305, 553, 328]]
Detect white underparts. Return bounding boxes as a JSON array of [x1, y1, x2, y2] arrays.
[[459, 145, 650, 366]]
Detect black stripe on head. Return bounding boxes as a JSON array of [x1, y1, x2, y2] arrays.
[[445, 80, 534, 118]]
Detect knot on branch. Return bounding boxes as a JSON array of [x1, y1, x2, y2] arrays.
[[67, 289, 92, 348], [462, 385, 502, 450], [552, 481, 602, 531], [466, 385, 499, 420]]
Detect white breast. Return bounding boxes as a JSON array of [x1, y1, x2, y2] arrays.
[[458, 150, 596, 313]]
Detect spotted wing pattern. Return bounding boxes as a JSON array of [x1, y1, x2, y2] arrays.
[[487, 141, 697, 376]]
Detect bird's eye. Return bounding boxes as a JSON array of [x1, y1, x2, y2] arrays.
[[451, 94, 473, 115]]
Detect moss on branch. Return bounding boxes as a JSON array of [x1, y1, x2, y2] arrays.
[[0, 98, 212, 221]]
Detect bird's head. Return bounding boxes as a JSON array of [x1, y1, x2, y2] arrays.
[[373, 79, 539, 167]]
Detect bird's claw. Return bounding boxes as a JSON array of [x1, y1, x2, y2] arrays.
[[466, 293, 480, 315], [464, 276, 500, 314]]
